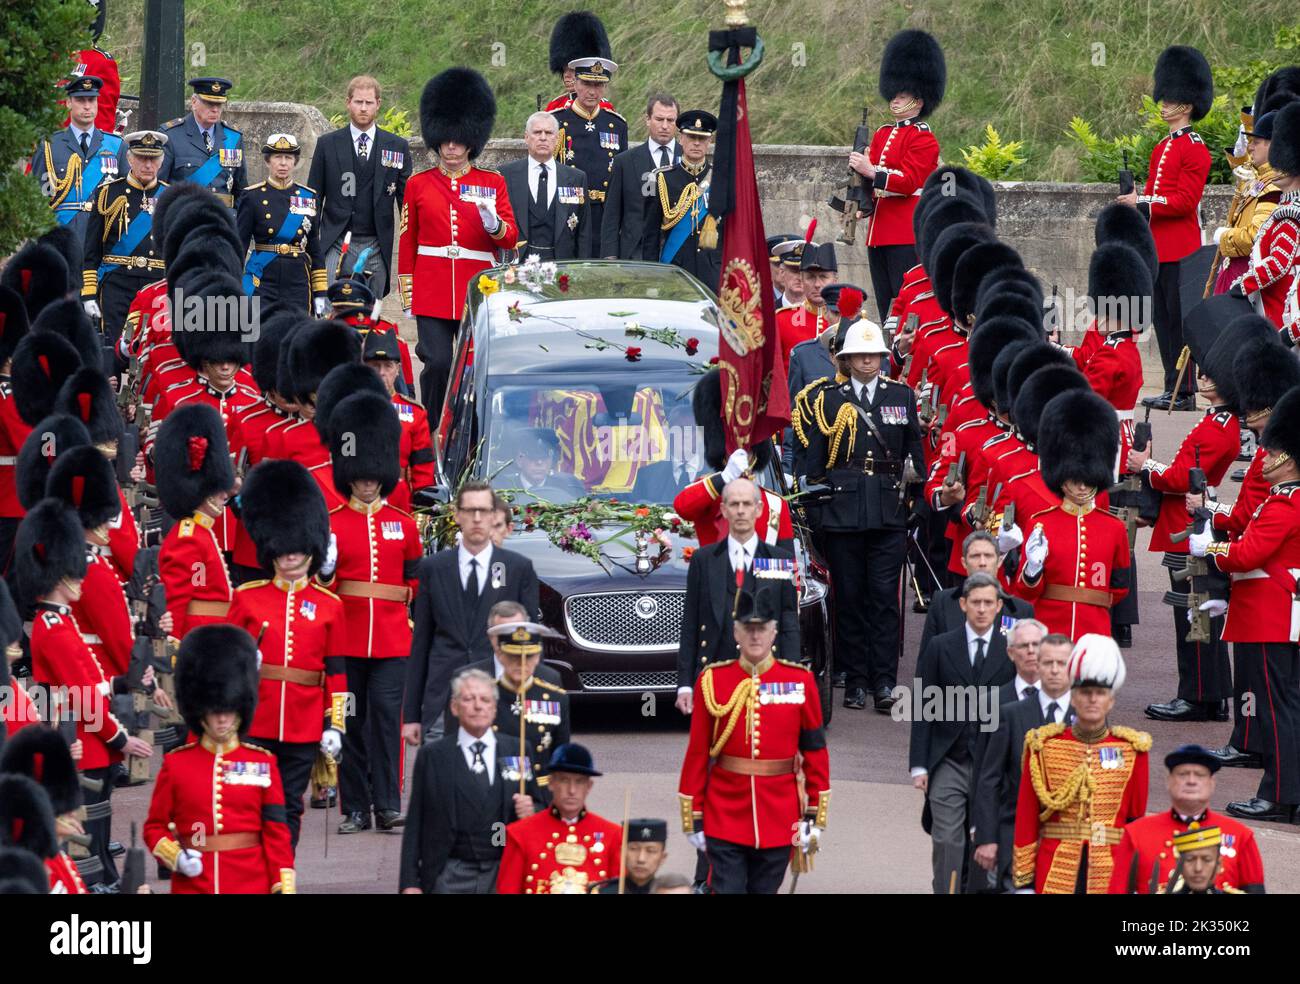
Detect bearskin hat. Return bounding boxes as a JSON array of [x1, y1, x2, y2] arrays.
[[974, 268, 1043, 317], [276, 322, 302, 398], [1094, 203, 1158, 280], [1203, 316, 1278, 413], [14, 499, 87, 607], [36, 225, 82, 296], [0, 286, 30, 364], [154, 403, 233, 519], [0, 242, 69, 321], [0, 579, 21, 653], [0, 776, 57, 859], [951, 241, 1024, 326], [312, 362, 386, 445], [175, 624, 260, 739], [919, 202, 991, 271], [54, 367, 122, 447], [0, 726, 82, 817], [10, 331, 82, 427], [1039, 389, 1120, 494], [1233, 338, 1300, 416], [549, 11, 611, 73], [30, 298, 101, 372], [1012, 364, 1090, 446], [161, 187, 242, 276], [15, 414, 91, 511], [0, 846, 50, 894], [251, 310, 297, 395], [1254, 66, 1300, 118], [239, 459, 331, 576], [1007, 342, 1076, 404], [976, 288, 1043, 331], [691, 367, 773, 474], [1261, 384, 1300, 463], [45, 445, 119, 531], [879, 29, 946, 118], [968, 315, 1038, 410], [287, 319, 360, 404], [992, 340, 1034, 415], [171, 270, 252, 369], [930, 223, 996, 317], [330, 391, 402, 498], [1088, 243, 1153, 331], [420, 68, 496, 160], [1153, 45, 1215, 121], [153, 181, 216, 260], [919, 166, 997, 229], [1268, 101, 1300, 177]]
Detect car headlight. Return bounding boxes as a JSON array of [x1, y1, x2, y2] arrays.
[[800, 577, 827, 606]]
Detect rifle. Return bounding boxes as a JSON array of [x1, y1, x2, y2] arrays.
[[1045, 283, 1060, 341], [944, 450, 966, 491], [1109, 410, 1155, 548], [119, 822, 146, 895], [828, 107, 874, 245], [968, 483, 989, 530], [984, 482, 1004, 532], [1118, 149, 1135, 197], [1165, 450, 1215, 643], [898, 312, 919, 379], [917, 368, 934, 423]]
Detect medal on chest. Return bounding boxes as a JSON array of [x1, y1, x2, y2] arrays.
[[222, 761, 272, 787], [299, 599, 317, 621], [758, 681, 805, 705]]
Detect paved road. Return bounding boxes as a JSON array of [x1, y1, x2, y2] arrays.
[[113, 397, 1300, 893]]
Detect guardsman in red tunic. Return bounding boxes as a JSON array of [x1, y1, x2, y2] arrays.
[[775, 231, 835, 370], [361, 328, 435, 504], [1127, 46, 1213, 409], [156, 403, 235, 640], [675, 367, 793, 549], [0, 288, 32, 573], [497, 742, 622, 894], [322, 390, 420, 834], [1132, 315, 1240, 722], [1015, 390, 1130, 640], [543, 12, 616, 114], [228, 459, 347, 848], [329, 268, 415, 397], [1014, 634, 1150, 893], [678, 587, 830, 894], [1237, 105, 1300, 331], [19, 499, 153, 888], [1191, 387, 1300, 821], [851, 29, 944, 320], [145, 625, 297, 893], [0, 774, 81, 893], [1109, 744, 1265, 893], [399, 68, 516, 420], [0, 725, 92, 895]]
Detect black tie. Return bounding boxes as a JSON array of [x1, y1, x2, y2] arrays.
[[1022, 685, 1038, 701], [973, 637, 986, 675], [1046, 701, 1059, 723], [203, 129, 213, 154], [469, 740, 490, 786], [464, 558, 479, 604], [536, 163, 548, 205], [357, 132, 369, 161], [79, 132, 90, 158], [658, 145, 670, 169]]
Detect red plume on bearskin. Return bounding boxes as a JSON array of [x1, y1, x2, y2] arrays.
[[838, 286, 864, 321], [187, 436, 208, 472]]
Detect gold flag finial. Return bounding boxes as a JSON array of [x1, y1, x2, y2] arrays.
[[723, 0, 749, 27]]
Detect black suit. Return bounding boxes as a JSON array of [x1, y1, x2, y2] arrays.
[[500, 158, 591, 261], [398, 734, 540, 893], [918, 588, 1035, 657], [306, 125, 411, 296], [676, 539, 800, 691], [404, 547, 540, 736], [600, 140, 680, 259], [909, 625, 1014, 894]]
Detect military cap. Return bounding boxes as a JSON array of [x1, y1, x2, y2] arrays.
[[767, 234, 797, 259], [568, 57, 617, 83], [487, 620, 563, 656], [677, 110, 718, 137], [627, 819, 668, 843], [1067, 632, 1127, 691], [64, 75, 103, 97], [1172, 825, 1221, 853], [546, 742, 602, 777], [800, 241, 838, 273], [328, 275, 377, 314], [262, 132, 301, 156], [361, 328, 402, 364], [188, 77, 234, 103], [1164, 744, 1222, 774], [124, 130, 168, 158], [735, 585, 780, 624]]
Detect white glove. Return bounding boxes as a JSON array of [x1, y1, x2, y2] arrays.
[[1024, 527, 1049, 578], [996, 521, 1024, 554], [313, 296, 329, 317], [476, 201, 500, 234], [721, 447, 749, 483], [686, 830, 707, 852], [320, 532, 338, 578], [798, 820, 824, 852], [1212, 226, 1229, 245], [176, 848, 203, 878], [320, 727, 342, 759], [1191, 598, 1228, 620], [1188, 526, 1214, 557], [83, 299, 101, 319]]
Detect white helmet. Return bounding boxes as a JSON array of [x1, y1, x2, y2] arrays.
[[836, 318, 889, 357]]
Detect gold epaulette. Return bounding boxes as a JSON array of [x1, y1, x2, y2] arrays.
[[533, 678, 567, 695], [776, 658, 813, 672], [1024, 721, 1068, 752], [246, 180, 266, 191], [177, 518, 196, 538], [242, 741, 272, 754], [312, 584, 341, 602], [236, 578, 270, 591], [1109, 725, 1153, 753]]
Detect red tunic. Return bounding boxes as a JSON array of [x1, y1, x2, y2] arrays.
[[924, 413, 1009, 574], [397, 164, 517, 319], [864, 119, 939, 247], [105, 487, 140, 584], [671, 473, 793, 547], [144, 735, 295, 894], [229, 400, 296, 570], [1080, 331, 1143, 463], [66, 48, 120, 133], [228, 576, 347, 744], [1108, 808, 1265, 894], [497, 806, 624, 894], [1144, 407, 1239, 553], [1139, 127, 1212, 264], [159, 510, 233, 639], [678, 656, 830, 850], [885, 264, 927, 328], [1212, 447, 1270, 539], [324, 497, 421, 658], [72, 550, 134, 678], [342, 314, 416, 391], [1209, 482, 1300, 644], [0, 378, 33, 519], [0, 676, 41, 735], [394, 393, 435, 494], [775, 302, 829, 371], [1065, 324, 1105, 371], [1240, 197, 1300, 327], [904, 299, 953, 389], [47, 852, 89, 894]]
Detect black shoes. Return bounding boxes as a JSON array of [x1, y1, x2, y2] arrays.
[[873, 686, 898, 714], [1206, 744, 1263, 769], [338, 811, 371, 834], [1144, 698, 1229, 722], [1141, 392, 1195, 411], [1230, 468, 1246, 483], [1113, 623, 1132, 649], [375, 809, 406, 831], [310, 788, 337, 809], [1225, 798, 1297, 823], [843, 688, 867, 710], [832, 672, 847, 689]]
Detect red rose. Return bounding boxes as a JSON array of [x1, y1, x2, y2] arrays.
[[685, 337, 700, 355], [625, 346, 642, 362], [681, 546, 696, 562], [671, 516, 681, 527], [558, 274, 570, 292], [708, 356, 720, 365]]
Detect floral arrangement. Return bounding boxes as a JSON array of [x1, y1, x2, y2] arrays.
[[513, 496, 695, 571]]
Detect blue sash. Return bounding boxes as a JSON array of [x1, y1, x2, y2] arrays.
[[190, 126, 240, 193], [660, 181, 710, 265], [242, 194, 309, 295], [98, 194, 157, 280], [55, 135, 122, 224]]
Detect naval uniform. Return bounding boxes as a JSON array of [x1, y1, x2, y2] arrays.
[[236, 179, 326, 316], [641, 159, 720, 291], [81, 174, 166, 353], [551, 102, 627, 258]]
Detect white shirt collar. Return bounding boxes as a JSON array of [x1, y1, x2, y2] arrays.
[[1039, 689, 1068, 720], [457, 727, 496, 780], [459, 541, 493, 573], [852, 376, 878, 404], [1014, 675, 1036, 699], [727, 532, 759, 558], [350, 122, 377, 143], [532, 156, 553, 171], [648, 138, 677, 158], [964, 622, 994, 655]]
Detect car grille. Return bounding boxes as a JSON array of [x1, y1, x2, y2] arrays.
[[564, 590, 685, 652], [578, 670, 680, 692]]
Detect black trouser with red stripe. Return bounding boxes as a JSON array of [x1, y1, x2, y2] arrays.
[[1152, 261, 1194, 397], [339, 656, 406, 816], [1229, 643, 1266, 754], [1238, 642, 1300, 804], [1166, 561, 1230, 702]]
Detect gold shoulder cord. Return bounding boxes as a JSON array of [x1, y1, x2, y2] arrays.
[[701, 671, 755, 758], [101, 185, 131, 243], [823, 395, 858, 466], [45, 141, 83, 208], [1109, 725, 1153, 752], [1026, 732, 1095, 821], [659, 175, 699, 231], [791, 378, 830, 448]]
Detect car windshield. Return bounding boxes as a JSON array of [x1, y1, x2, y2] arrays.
[[481, 377, 707, 506]]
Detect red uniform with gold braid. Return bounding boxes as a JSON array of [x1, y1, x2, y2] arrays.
[[48, 852, 89, 895], [1238, 191, 1300, 327], [1145, 413, 1240, 552], [1082, 331, 1144, 461], [1109, 808, 1264, 894], [497, 805, 624, 894]]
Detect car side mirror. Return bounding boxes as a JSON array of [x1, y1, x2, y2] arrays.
[[414, 484, 451, 509]]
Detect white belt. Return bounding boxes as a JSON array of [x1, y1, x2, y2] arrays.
[[0, 456, 15, 466], [1232, 569, 1268, 581], [83, 634, 103, 645], [96, 680, 110, 696], [1115, 409, 1135, 421], [417, 244, 493, 263], [1292, 568, 1300, 643]]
